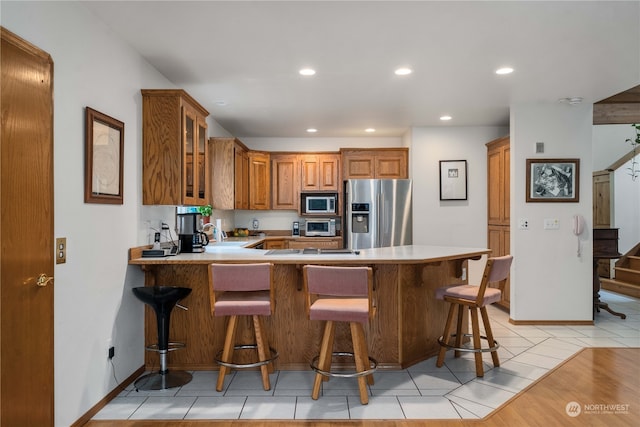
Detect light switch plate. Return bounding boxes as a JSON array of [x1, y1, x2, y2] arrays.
[[56, 237, 67, 264]]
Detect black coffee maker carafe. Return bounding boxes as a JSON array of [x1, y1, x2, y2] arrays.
[[176, 210, 209, 253]]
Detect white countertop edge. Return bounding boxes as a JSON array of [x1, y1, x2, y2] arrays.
[[132, 244, 490, 263]]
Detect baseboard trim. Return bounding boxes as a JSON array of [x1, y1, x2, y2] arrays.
[[509, 318, 593, 326], [70, 365, 145, 427]]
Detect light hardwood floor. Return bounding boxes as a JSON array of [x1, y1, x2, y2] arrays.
[[84, 347, 638, 427]]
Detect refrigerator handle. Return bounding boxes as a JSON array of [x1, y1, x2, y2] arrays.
[[376, 193, 382, 247]]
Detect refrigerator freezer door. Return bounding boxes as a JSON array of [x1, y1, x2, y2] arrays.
[[345, 179, 412, 249]]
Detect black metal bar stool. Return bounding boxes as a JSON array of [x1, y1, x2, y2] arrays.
[[132, 286, 192, 390]]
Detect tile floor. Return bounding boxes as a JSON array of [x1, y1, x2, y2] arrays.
[[93, 290, 639, 421]]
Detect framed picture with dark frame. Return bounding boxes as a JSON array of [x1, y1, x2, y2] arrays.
[[439, 160, 468, 201], [84, 107, 124, 204], [526, 158, 580, 202]]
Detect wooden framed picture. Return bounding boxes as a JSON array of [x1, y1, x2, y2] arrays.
[[439, 160, 467, 201], [85, 107, 124, 204], [526, 158, 579, 202]]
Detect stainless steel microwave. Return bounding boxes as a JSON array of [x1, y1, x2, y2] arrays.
[[303, 193, 337, 214], [305, 218, 336, 236]]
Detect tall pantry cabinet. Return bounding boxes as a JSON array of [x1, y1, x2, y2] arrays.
[[487, 136, 511, 309]]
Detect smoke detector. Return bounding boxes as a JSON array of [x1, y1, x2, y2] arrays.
[[558, 97, 583, 105]]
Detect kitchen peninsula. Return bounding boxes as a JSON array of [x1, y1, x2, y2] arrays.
[[129, 243, 490, 370]]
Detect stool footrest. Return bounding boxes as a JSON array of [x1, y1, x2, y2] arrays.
[[145, 342, 186, 353], [310, 351, 378, 378], [438, 333, 500, 353], [215, 344, 279, 369]]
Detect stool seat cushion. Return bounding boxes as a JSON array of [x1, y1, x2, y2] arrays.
[[435, 285, 502, 306], [310, 297, 369, 324], [214, 290, 271, 316]]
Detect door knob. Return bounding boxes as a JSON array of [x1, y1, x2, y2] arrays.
[[36, 273, 54, 287]]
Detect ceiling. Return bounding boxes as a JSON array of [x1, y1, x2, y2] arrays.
[[83, 1, 640, 138]]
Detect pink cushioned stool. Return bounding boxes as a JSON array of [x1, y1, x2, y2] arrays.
[[208, 263, 278, 392], [435, 255, 513, 377], [303, 265, 377, 405]]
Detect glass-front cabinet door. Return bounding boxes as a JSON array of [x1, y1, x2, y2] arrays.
[[182, 106, 197, 204], [182, 105, 208, 205], [196, 118, 208, 202]]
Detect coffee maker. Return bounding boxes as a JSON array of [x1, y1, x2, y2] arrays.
[[176, 208, 209, 253]]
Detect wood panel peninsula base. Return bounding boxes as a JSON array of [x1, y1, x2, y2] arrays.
[[129, 245, 490, 371]]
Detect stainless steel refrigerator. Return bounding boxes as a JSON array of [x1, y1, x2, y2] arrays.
[[343, 179, 412, 249]]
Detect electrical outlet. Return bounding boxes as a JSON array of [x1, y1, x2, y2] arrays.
[[518, 218, 529, 230], [252, 219, 259, 230], [108, 346, 115, 359]]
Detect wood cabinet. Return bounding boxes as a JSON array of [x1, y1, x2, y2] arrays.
[[486, 136, 510, 308], [142, 89, 209, 205], [300, 154, 341, 191], [209, 137, 250, 210], [271, 154, 300, 210], [234, 144, 250, 210], [341, 148, 408, 179], [487, 136, 510, 226], [249, 151, 271, 210], [264, 239, 287, 249], [288, 238, 342, 249]]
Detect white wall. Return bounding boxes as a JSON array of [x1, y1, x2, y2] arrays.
[[614, 156, 640, 254], [593, 124, 640, 255], [511, 103, 594, 321], [408, 126, 508, 282], [593, 124, 638, 171], [2, 2, 224, 425], [409, 126, 508, 247]]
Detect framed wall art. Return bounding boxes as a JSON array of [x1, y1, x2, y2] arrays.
[[85, 107, 124, 204], [439, 160, 468, 201], [526, 158, 579, 202]]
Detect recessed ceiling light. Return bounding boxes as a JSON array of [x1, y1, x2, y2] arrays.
[[394, 67, 413, 76], [440, 115, 452, 121], [365, 128, 376, 133], [214, 101, 227, 107], [495, 67, 514, 75], [299, 68, 316, 76], [306, 128, 318, 133]]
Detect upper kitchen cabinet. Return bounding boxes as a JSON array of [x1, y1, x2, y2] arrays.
[[209, 137, 249, 210], [141, 89, 209, 205], [271, 153, 300, 210], [300, 153, 341, 191], [249, 151, 271, 210], [341, 148, 408, 179]]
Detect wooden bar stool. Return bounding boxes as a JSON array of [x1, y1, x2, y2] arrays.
[[435, 255, 513, 377], [208, 263, 278, 392], [303, 265, 377, 405]]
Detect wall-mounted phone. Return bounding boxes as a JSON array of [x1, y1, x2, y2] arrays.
[[573, 214, 585, 236], [573, 214, 586, 257]]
